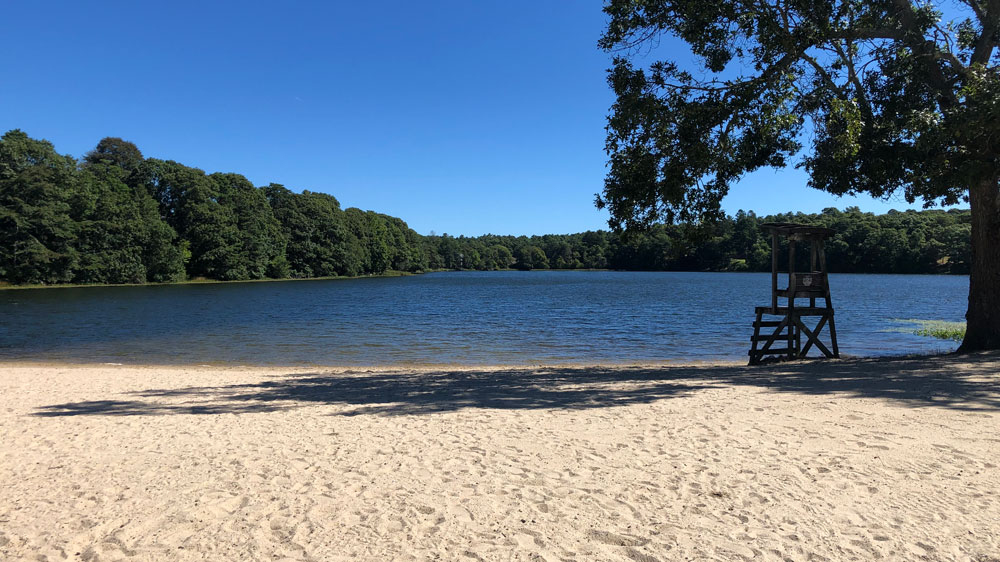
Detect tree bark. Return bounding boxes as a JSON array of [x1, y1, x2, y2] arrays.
[[959, 174, 1000, 352]]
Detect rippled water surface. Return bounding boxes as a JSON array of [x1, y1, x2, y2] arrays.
[[0, 271, 968, 365]]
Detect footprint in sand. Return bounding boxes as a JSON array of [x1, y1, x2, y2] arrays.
[[587, 529, 649, 547]]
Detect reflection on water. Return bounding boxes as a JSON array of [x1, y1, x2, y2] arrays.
[[0, 271, 967, 365]]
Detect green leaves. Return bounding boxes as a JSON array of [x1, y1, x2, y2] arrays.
[[0, 131, 79, 284], [0, 131, 431, 285]]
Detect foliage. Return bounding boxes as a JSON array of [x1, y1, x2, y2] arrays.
[[73, 163, 184, 283], [422, 207, 971, 274], [0, 130, 431, 285], [0, 130, 81, 284], [0, 130, 974, 287], [264, 184, 350, 278]]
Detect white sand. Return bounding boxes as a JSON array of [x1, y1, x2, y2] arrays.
[[1, 354, 999, 561]]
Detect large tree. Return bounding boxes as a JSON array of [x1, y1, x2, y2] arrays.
[[598, 0, 1000, 351], [0, 130, 79, 284], [264, 184, 353, 277]]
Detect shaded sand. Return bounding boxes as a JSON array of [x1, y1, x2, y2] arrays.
[[1, 354, 999, 561]]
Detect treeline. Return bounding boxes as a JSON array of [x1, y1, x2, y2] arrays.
[[0, 130, 426, 284], [0, 130, 971, 286], [426, 207, 972, 274]]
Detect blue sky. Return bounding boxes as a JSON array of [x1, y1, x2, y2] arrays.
[[1, 1, 952, 236]]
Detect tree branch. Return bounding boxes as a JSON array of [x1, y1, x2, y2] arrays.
[[830, 39, 875, 120], [890, 0, 962, 107], [970, 0, 1000, 64], [800, 52, 850, 100], [827, 28, 907, 41], [961, 0, 988, 22]]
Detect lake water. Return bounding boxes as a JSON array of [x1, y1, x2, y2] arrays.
[[0, 271, 967, 366]]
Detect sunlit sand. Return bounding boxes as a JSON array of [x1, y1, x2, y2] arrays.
[[1, 354, 998, 560]]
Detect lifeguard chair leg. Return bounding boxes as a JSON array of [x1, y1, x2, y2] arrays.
[[828, 313, 840, 358]]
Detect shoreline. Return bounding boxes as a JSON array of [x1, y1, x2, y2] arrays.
[[0, 357, 750, 374], [0, 268, 970, 291], [0, 350, 969, 371], [0, 269, 421, 291]]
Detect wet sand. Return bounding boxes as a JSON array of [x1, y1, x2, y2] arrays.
[[1, 354, 998, 561]]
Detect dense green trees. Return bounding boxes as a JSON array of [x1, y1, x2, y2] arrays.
[[0, 130, 973, 287], [0, 131, 185, 284], [421, 207, 970, 275], [73, 160, 185, 283], [0, 131, 79, 284], [0, 130, 429, 285], [264, 184, 349, 278]]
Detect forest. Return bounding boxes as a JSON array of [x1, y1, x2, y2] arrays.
[[0, 130, 972, 286]]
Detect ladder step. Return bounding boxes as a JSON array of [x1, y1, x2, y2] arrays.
[[753, 320, 783, 328], [756, 306, 831, 316], [749, 347, 795, 356], [750, 334, 792, 342]]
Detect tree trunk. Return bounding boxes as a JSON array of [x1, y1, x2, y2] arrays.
[[959, 174, 1000, 352]]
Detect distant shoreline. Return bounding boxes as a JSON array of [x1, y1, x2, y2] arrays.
[[0, 269, 421, 291], [0, 267, 969, 291]]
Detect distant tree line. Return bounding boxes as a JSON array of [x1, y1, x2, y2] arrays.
[[424, 207, 971, 274], [0, 130, 971, 286]]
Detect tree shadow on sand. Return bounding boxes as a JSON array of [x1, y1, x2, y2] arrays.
[[33, 352, 1000, 417]]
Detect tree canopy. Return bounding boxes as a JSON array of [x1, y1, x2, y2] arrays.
[[0, 130, 429, 285]]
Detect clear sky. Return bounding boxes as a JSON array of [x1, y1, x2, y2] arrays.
[[1, 1, 953, 236]]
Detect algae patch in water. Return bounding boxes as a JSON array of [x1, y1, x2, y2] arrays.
[[892, 319, 966, 342]]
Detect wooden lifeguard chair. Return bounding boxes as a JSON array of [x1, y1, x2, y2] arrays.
[[748, 223, 840, 365]]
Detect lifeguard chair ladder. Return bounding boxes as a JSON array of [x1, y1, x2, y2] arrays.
[[749, 223, 840, 365]]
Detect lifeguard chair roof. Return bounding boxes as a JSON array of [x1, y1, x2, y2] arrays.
[[760, 222, 835, 239]]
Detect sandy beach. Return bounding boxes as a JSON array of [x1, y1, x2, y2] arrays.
[[1, 354, 998, 561]]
